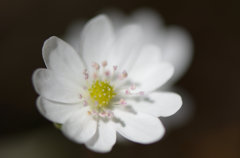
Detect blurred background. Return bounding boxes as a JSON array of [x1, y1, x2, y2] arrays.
[[0, 0, 240, 157]]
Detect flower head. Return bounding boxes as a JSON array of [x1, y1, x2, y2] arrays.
[[33, 14, 182, 153]]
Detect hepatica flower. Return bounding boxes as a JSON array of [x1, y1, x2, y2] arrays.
[[33, 14, 182, 153]]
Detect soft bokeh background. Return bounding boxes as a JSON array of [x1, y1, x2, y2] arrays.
[[1, 0, 240, 158]]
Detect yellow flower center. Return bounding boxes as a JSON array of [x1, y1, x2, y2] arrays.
[[88, 80, 116, 108]]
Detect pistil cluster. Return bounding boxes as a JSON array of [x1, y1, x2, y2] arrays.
[[88, 80, 116, 108], [79, 60, 144, 119]]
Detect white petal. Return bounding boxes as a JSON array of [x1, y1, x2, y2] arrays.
[[32, 68, 82, 103], [162, 26, 193, 85], [104, 9, 126, 30], [128, 92, 182, 117], [37, 97, 81, 123], [61, 107, 97, 143], [86, 120, 116, 153], [80, 15, 114, 67], [113, 109, 165, 144], [64, 21, 84, 53], [107, 24, 144, 70], [129, 45, 173, 92], [160, 88, 194, 129], [42, 36, 85, 79], [131, 8, 165, 35]]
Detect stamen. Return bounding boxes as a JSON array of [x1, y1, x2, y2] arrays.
[[122, 70, 128, 78], [107, 111, 113, 118], [105, 70, 110, 76], [83, 69, 89, 80], [125, 89, 131, 95], [119, 99, 127, 105], [138, 91, 145, 95], [130, 84, 136, 90], [118, 70, 128, 80], [113, 65, 118, 71], [84, 62, 142, 117], [84, 100, 88, 106], [102, 61, 108, 67], [92, 62, 100, 70], [99, 111, 106, 117], [93, 72, 98, 79]]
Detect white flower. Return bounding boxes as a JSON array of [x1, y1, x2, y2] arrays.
[[33, 14, 182, 153]]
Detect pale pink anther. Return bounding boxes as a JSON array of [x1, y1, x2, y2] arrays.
[[118, 74, 122, 80], [113, 65, 118, 71], [83, 69, 89, 80], [120, 99, 127, 105], [93, 72, 98, 79], [99, 111, 106, 117], [107, 111, 113, 118], [102, 61, 107, 67], [92, 62, 100, 70], [125, 89, 131, 95], [84, 74, 89, 80], [138, 91, 145, 95], [83, 100, 88, 106], [130, 84, 136, 90], [88, 111, 92, 115], [105, 70, 110, 76], [122, 70, 128, 78]]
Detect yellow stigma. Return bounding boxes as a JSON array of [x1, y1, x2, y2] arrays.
[[88, 80, 116, 108]]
